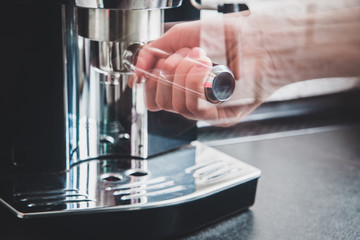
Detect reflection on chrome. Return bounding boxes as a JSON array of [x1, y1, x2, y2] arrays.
[[3, 142, 260, 217]]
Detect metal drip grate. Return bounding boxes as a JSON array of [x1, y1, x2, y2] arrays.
[[0, 142, 260, 218], [13, 189, 94, 208]]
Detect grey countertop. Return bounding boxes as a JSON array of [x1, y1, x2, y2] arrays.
[[180, 125, 360, 240]]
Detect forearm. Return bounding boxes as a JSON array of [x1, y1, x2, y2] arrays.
[[206, 2, 360, 105], [267, 6, 360, 84]]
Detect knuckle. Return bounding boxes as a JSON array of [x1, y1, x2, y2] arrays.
[[171, 23, 184, 33], [155, 95, 171, 110], [187, 77, 199, 85], [186, 100, 198, 113], [193, 47, 206, 56], [162, 60, 177, 72], [173, 101, 188, 114], [155, 97, 165, 109], [145, 101, 158, 111]]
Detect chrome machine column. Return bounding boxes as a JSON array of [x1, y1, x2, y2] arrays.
[[64, 1, 194, 168]]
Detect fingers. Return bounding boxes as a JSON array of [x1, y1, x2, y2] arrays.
[[145, 59, 164, 111], [145, 47, 213, 120], [171, 48, 206, 119], [155, 48, 191, 111], [140, 46, 223, 123]]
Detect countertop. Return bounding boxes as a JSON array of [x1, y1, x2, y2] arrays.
[[180, 125, 360, 240]]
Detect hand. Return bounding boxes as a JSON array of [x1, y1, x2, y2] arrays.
[[131, 45, 261, 126], [129, 15, 271, 126]]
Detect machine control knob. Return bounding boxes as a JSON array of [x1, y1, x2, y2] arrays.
[[204, 65, 236, 104]]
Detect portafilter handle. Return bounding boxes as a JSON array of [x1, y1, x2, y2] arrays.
[[124, 45, 236, 104]]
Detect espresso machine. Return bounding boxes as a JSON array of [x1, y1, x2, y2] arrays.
[[0, 0, 260, 238]]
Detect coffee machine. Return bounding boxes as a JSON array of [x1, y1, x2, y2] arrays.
[[0, 0, 260, 238]]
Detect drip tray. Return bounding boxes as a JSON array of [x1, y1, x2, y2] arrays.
[[0, 141, 260, 239]]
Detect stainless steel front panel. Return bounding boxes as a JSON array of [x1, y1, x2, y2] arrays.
[[64, 6, 196, 167], [65, 7, 162, 165]]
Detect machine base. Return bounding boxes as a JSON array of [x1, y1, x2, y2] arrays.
[[0, 142, 260, 239]]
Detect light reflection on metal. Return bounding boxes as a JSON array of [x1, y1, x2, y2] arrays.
[[0, 142, 260, 217]]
